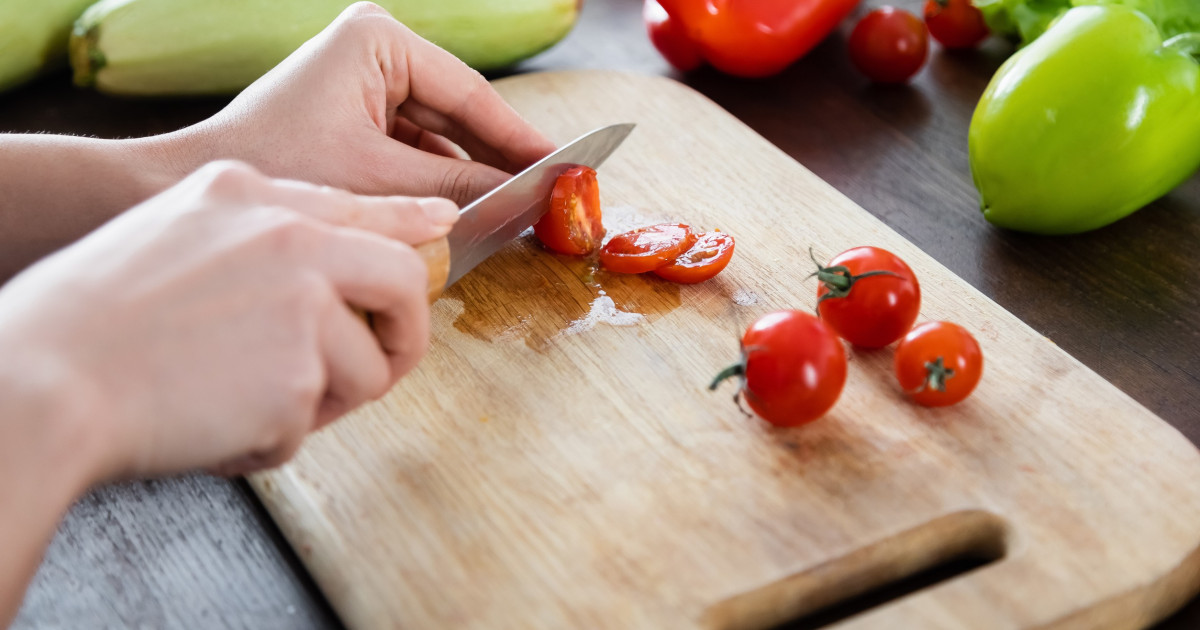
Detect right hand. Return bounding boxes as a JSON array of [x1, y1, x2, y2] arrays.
[[0, 160, 455, 479]]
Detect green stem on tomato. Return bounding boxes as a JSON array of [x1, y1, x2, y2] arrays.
[[709, 362, 744, 390], [920, 356, 956, 393], [807, 247, 901, 305]]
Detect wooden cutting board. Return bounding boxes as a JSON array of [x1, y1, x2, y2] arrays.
[[250, 70, 1200, 630]]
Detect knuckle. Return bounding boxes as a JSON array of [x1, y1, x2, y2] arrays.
[[261, 212, 323, 258], [198, 160, 260, 199], [336, 2, 398, 36], [437, 167, 479, 205]]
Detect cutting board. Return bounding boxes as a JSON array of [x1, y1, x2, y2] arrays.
[[250, 70, 1200, 629]]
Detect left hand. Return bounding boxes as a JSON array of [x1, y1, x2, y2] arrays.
[[172, 1, 556, 205]]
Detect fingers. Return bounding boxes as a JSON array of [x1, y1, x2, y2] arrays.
[[314, 296, 393, 429], [397, 101, 518, 173], [309, 226, 433, 381], [373, 139, 514, 205], [335, 3, 556, 171], [390, 116, 467, 160], [263, 177, 458, 246]]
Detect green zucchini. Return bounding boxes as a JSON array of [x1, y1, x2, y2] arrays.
[[0, 0, 98, 92], [69, 0, 578, 96]]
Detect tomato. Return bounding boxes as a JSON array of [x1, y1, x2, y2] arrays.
[[653, 231, 735, 284], [711, 310, 847, 427], [848, 7, 929, 84], [533, 166, 605, 255], [894, 321, 983, 406], [599, 223, 696, 274], [923, 0, 989, 49], [644, 0, 703, 72], [814, 246, 920, 348], [655, 0, 862, 78]]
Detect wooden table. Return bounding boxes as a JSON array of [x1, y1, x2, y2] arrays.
[[6, 0, 1197, 627]]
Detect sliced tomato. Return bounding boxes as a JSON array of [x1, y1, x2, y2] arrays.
[[599, 223, 696, 274], [653, 231, 735, 283], [533, 166, 605, 255]]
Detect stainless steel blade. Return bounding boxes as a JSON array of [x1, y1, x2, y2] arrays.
[[444, 123, 635, 287]]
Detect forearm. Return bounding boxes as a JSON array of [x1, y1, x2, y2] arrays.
[[0, 132, 200, 283], [0, 341, 108, 626]]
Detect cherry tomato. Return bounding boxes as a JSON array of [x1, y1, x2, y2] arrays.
[[653, 231, 735, 284], [848, 7, 929, 84], [644, 0, 703, 72], [533, 166, 605, 255], [894, 321, 983, 406], [599, 223, 696, 274], [711, 310, 847, 427], [814, 246, 920, 348], [655, 0, 861, 78], [923, 0, 989, 49]]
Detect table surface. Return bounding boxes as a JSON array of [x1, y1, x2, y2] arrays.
[[5, 0, 1198, 628]]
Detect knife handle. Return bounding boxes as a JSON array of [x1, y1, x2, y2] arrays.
[[416, 235, 450, 304]]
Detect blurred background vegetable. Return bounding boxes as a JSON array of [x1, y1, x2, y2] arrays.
[[68, 0, 579, 95], [969, 5, 1200, 233], [648, 0, 861, 77], [0, 0, 96, 91], [974, 0, 1200, 45]]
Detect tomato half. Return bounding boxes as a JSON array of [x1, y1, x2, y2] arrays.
[[894, 321, 983, 406], [653, 231, 735, 284], [711, 310, 847, 427], [848, 7, 929, 84], [644, 0, 703, 72], [923, 0, 989, 49], [533, 166, 605, 255], [599, 223, 696, 274], [814, 246, 920, 348]]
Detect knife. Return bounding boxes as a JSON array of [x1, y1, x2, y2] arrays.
[[412, 123, 636, 302]]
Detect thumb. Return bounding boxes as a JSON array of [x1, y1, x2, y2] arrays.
[[378, 140, 511, 206]]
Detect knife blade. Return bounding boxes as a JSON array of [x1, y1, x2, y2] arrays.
[[430, 123, 636, 293]]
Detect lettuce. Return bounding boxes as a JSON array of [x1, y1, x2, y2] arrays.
[[974, 0, 1200, 43]]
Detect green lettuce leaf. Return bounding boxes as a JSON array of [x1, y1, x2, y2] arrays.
[[975, 0, 1200, 44]]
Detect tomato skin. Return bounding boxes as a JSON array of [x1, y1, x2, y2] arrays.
[[732, 310, 847, 427], [654, 231, 735, 283], [923, 0, 988, 49], [815, 246, 920, 348], [644, 0, 704, 72], [894, 321, 983, 406], [656, 0, 862, 78], [533, 166, 605, 255], [848, 7, 929, 84], [600, 223, 696, 274]]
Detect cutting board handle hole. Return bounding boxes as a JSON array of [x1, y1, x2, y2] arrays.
[[703, 510, 1008, 630]]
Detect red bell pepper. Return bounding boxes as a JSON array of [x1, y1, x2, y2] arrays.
[[646, 0, 862, 77]]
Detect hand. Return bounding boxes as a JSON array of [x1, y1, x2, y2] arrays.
[[178, 1, 556, 206], [0, 160, 455, 480]]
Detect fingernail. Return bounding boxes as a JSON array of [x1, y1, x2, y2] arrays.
[[418, 198, 459, 225]]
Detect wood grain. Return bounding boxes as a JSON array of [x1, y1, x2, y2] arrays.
[[250, 70, 1200, 629], [6, 0, 1198, 627]]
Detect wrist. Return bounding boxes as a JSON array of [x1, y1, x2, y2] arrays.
[[0, 335, 114, 502], [122, 127, 216, 201]]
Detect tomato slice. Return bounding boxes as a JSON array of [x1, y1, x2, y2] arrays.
[[599, 223, 696, 274], [533, 166, 605, 255], [653, 231, 735, 283]]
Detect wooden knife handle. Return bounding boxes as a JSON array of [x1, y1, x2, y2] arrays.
[[416, 235, 451, 304]]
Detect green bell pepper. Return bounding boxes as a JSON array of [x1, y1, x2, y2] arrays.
[[968, 5, 1200, 234]]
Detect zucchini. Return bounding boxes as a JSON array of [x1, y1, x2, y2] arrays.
[[0, 0, 98, 92], [69, 0, 578, 96]]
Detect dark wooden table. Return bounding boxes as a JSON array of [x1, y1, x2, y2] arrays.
[[5, 0, 1198, 627]]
